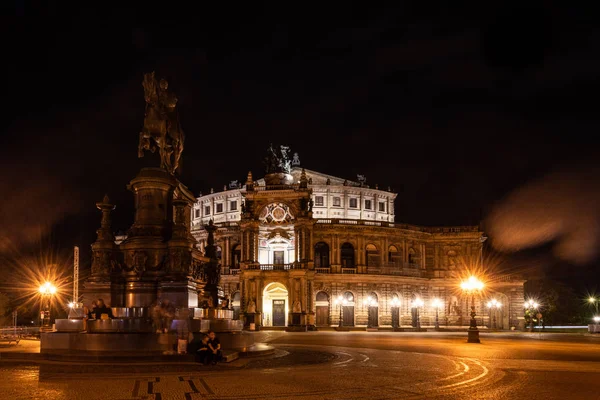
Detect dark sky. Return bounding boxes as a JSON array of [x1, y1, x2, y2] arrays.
[[2, 3, 599, 289]]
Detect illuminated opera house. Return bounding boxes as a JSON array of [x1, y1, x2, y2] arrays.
[[191, 147, 525, 330]]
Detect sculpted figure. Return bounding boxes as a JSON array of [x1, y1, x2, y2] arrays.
[[139, 71, 185, 174]]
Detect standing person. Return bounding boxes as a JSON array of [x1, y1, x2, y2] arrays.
[[160, 298, 175, 333], [207, 330, 222, 365], [196, 335, 210, 365]]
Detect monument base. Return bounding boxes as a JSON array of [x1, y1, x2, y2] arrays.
[[467, 329, 481, 343]]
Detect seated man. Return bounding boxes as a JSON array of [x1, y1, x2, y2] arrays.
[[196, 335, 210, 365], [207, 330, 222, 365], [94, 299, 114, 319]]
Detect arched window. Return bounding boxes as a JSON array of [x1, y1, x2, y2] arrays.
[[231, 244, 241, 268], [388, 245, 400, 265], [408, 247, 419, 266], [366, 244, 379, 267], [314, 242, 330, 268], [341, 243, 355, 268]]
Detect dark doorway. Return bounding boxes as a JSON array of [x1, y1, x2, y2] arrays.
[[341, 243, 355, 268], [314, 242, 330, 268], [315, 291, 330, 326], [367, 292, 379, 327], [342, 291, 355, 326], [272, 299, 286, 326]]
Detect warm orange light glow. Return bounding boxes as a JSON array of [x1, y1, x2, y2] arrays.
[[431, 298, 443, 308], [460, 276, 484, 292], [39, 281, 57, 295]]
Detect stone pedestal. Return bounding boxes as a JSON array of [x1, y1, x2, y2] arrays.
[[467, 329, 481, 343]]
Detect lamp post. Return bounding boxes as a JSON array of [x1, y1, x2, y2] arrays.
[[524, 299, 539, 332], [589, 297, 599, 315], [39, 282, 57, 332], [487, 299, 502, 329], [431, 298, 442, 330], [460, 276, 484, 343], [412, 298, 424, 330], [391, 297, 400, 329], [334, 295, 347, 328]]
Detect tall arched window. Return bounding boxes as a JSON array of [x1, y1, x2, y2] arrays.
[[341, 243, 355, 268], [314, 242, 330, 268], [366, 244, 379, 267]]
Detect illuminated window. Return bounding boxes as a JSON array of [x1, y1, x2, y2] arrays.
[[379, 202, 385, 212], [349, 198, 358, 208], [333, 197, 341, 207], [195, 209, 200, 218], [216, 203, 223, 213], [315, 196, 324, 206], [204, 206, 210, 215], [230, 201, 237, 211], [364, 200, 372, 210]]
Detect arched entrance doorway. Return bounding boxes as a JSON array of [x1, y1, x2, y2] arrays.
[[315, 291, 330, 326], [232, 292, 241, 320], [262, 282, 289, 327], [341, 243, 355, 269], [342, 291, 355, 326], [366, 292, 379, 327], [314, 242, 329, 268]]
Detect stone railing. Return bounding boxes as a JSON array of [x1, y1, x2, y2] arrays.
[[313, 265, 425, 277], [221, 267, 241, 276], [245, 263, 306, 271], [314, 219, 479, 233], [252, 184, 300, 192]]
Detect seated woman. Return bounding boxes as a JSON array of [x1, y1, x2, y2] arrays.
[[207, 330, 222, 365], [196, 335, 210, 365]]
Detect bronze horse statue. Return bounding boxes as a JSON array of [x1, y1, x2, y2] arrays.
[[138, 72, 185, 174]]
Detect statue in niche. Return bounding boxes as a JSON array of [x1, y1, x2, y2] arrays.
[[292, 299, 302, 313], [247, 298, 256, 313]]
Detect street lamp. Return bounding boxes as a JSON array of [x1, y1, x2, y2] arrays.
[[589, 297, 599, 315], [460, 276, 484, 343], [334, 295, 347, 328], [39, 282, 57, 331], [391, 296, 400, 329], [431, 298, 443, 330], [524, 299, 539, 332], [593, 316, 600, 324], [412, 298, 424, 329], [487, 299, 502, 329]]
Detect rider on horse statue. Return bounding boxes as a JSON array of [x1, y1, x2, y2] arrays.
[[138, 71, 185, 175]]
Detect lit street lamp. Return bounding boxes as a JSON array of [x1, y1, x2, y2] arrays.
[[524, 299, 539, 332], [589, 297, 599, 315], [39, 282, 57, 331], [460, 276, 484, 343], [391, 296, 401, 329], [334, 295, 347, 328], [412, 298, 424, 329], [487, 299, 502, 329], [593, 316, 600, 324], [431, 298, 443, 330]]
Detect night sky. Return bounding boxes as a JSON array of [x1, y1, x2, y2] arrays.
[[2, 3, 599, 292]]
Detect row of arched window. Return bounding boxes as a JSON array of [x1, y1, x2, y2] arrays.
[[314, 242, 419, 268]]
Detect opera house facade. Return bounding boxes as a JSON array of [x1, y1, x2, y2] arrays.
[[191, 155, 525, 331]]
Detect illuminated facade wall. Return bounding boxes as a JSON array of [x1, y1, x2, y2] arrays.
[[191, 166, 525, 329]]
